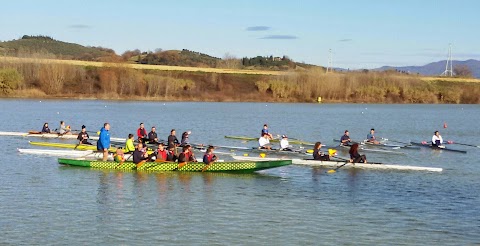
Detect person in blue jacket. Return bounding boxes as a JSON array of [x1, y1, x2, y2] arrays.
[[97, 123, 111, 161]]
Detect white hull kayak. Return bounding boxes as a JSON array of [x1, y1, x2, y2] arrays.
[[0, 131, 125, 142], [231, 156, 442, 172], [17, 148, 132, 161]]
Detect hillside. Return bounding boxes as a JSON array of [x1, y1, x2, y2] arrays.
[[376, 59, 480, 78], [0, 35, 117, 61]]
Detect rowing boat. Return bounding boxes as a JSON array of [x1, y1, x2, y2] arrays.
[[17, 148, 134, 160], [0, 131, 126, 142], [231, 156, 442, 172], [58, 158, 291, 173], [224, 135, 314, 145], [409, 142, 467, 154], [29, 141, 118, 151]]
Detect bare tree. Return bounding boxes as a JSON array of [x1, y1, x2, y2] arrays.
[[453, 65, 472, 78]]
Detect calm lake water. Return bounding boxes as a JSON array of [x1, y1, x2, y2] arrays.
[[0, 99, 479, 245]]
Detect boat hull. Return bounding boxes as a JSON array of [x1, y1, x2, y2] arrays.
[[58, 158, 291, 173], [0, 131, 125, 142], [409, 142, 467, 154], [231, 156, 442, 172]]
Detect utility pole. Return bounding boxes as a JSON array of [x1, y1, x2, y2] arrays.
[[326, 49, 333, 73]]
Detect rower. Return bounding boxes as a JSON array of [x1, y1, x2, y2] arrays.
[[133, 142, 149, 166], [97, 123, 111, 161], [148, 126, 160, 144], [261, 124, 273, 139], [432, 130, 444, 148], [258, 132, 272, 150], [181, 131, 191, 146], [178, 145, 196, 163], [366, 128, 380, 144], [349, 143, 367, 163], [313, 142, 330, 161], [77, 125, 92, 145], [155, 143, 168, 162], [167, 129, 180, 149], [166, 146, 177, 162], [59, 121, 71, 135], [41, 123, 51, 133], [124, 134, 136, 153], [137, 123, 148, 144], [187, 145, 198, 162], [279, 135, 292, 151], [203, 146, 217, 164], [340, 130, 352, 146]]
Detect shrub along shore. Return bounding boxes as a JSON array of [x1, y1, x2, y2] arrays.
[[1, 57, 479, 103]]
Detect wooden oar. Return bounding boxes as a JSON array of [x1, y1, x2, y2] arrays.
[[136, 160, 147, 169], [202, 161, 215, 172], [176, 162, 188, 170]]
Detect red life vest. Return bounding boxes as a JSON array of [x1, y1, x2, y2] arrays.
[[205, 153, 213, 162], [157, 149, 167, 160]]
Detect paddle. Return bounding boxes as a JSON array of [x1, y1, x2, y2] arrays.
[[446, 141, 480, 148], [202, 162, 213, 172], [326, 160, 350, 173], [175, 162, 188, 170]]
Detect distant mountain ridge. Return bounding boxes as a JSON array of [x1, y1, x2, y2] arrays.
[[375, 59, 480, 78]]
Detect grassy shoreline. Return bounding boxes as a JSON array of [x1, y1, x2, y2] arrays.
[[1, 56, 479, 104]]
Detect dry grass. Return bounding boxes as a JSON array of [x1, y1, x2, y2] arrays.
[[420, 76, 480, 83], [1, 56, 285, 76]]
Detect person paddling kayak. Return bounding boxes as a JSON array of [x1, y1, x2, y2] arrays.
[[124, 134, 135, 153], [349, 143, 367, 163], [432, 130, 444, 147], [137, 123, 148, 144], [366, 128, 380, 144], [313, 142, 330, 161], [259, 133, 272, 150], [167, 129, 180, 149], [59, 121, 71, 135], [97, 123, 111, 161], [41, 123, 51, 133], [77, 125, 92, 145], [203, 146, 217, 164], [340, 130, 352, 146], [279, 135, 292, 151]]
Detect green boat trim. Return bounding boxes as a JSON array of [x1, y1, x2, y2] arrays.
[[58, 158, 292, 173], [224, 136, 314, 145]]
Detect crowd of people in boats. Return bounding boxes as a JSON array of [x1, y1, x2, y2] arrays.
[[40, 121, 448, 166]]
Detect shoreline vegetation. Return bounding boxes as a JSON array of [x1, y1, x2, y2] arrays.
[[1, 55, 479, 103]]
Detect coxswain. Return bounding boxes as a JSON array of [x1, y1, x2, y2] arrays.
[[258, 133, 272, 150], [148, 126, 159, 144], [59, 121, 71, 135], [166, 146, 177, 162], [181, 131, 191, 146], [155, 143, 168, 162], [97, 123, 111, 161], [340, 130, 352, 146], [366, 128, 380, 144], [167, 129, 180, 149], [261, 124, 273, 139], [432, 131, 444, 147], [137, 123, 148, 144], [349, 143, 367, 163], [203, 146, 217, 164], [77, 125, 92, 145], [133, 142, 149, 167], [41, 123, 51, 133], [124, 134, 136, 153], [313, 142, 330, 161], [279, 135, 292, 151]]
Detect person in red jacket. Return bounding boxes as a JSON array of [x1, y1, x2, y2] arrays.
[[137, 123, 148, 143]]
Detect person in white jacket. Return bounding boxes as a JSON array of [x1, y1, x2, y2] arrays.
[[279, 135, 292, 151], [432, 131, 444, 147], [258, 133, 272, 150]]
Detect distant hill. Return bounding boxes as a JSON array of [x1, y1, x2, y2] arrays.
[[0, 35, 117, 61], [376, 59, 480, 78], [137, 49, 221, 68]]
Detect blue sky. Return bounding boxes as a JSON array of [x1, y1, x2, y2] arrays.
[[1, 0, 478, 69]]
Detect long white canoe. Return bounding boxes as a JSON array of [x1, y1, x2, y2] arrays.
[[0, 131, 126, 142], [231, 156, 443, 172]]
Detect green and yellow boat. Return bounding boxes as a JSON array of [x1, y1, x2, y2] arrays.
[[58, 158, 292, 173]]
